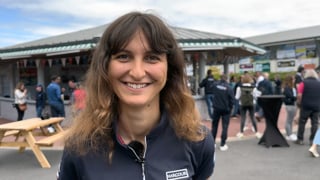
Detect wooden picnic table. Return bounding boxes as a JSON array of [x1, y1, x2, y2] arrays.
[[0, 117, 67, 168]]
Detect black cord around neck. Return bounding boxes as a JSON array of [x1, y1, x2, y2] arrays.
[[128, 140, 145, 164]]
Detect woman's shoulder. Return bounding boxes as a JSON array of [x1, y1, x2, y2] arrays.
[[188, 125, 215, 150]]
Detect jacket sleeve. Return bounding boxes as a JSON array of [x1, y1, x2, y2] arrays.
[[192, 127, 215, 179], [235, 87, 241, 100], [57, 150, 79, 180], [228, 87, 235, 110], [42, 92, 47, 107], [199, 78, 207, 88]]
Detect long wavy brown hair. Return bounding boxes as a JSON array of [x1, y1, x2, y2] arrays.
[[65, 12, 204, 158], [282, 74, 294, 89]]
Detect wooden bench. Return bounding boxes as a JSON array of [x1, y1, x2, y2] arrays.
[[3, 130, 20, 137], [35, 130, 68, 147]]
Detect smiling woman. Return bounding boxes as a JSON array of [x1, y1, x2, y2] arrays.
[[108, 30, 168, 107], [57, 11, 215, 180]]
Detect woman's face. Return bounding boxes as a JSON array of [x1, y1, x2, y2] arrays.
[[108, 30, 168, 108]]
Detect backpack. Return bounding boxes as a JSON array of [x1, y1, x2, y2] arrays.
[[240, 85, 254, 106]]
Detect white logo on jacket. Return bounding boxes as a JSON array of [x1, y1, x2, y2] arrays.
[[216, 85, 227, 90], [166, 169, 189, 180]]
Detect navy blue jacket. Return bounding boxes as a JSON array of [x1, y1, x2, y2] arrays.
[[283, 86, 296, 105], [57, 110, 215, 180], [199, 75, 215, 94], [211, 80, 234, 112], [36, 91, 46, 108], [257, 79, 273, 95]]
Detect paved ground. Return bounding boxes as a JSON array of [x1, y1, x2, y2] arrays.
[[0, 106, 319, 180], [211, 135, 320, 180]]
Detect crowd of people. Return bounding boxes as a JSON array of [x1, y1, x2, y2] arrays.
[[13, 75, 85, 133], [200, 65, 320, 157]]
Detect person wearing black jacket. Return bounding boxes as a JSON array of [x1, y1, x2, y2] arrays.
[[294, 65, 304, 88], [211, 74, 234, 151], [199, 69, 215, 120], [282, 75, 297, 141], [231, 76, 242, 117], [35, 84, 46, 118]]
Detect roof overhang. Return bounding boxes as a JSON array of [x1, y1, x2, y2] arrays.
[[1, 38, 265, 61], [178, 39, 266, 57], [0, 42, 96, 61]]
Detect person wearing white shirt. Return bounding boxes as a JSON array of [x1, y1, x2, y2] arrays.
[[14, 81, 28, 121]]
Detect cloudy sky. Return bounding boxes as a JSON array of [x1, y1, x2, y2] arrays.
[[1, 0, 320, 48]]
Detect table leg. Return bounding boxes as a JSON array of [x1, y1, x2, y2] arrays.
[[53, 123, 64, 132], [23, 131, 51, 168], [0, 131, 5, 145], [19, 138, 27, 153]]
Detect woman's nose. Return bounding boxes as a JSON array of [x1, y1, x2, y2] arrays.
[[129, 59, 146, 80]]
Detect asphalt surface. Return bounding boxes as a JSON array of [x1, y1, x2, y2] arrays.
[[212, 135, 320, 180], [0, 132, 319, 180]]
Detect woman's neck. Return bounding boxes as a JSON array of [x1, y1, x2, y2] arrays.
[[117, 103, 161, 144]]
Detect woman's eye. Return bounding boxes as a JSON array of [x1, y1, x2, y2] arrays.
[[145, 55, 160, 62], [114, 54, 129, 61]]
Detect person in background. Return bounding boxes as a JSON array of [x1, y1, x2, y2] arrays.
[[308, 129, 320, 158], [295, 69, 320, 145], [293, 65, 305, 124], [47, 75, 65, 117], [282, 75, 297, 141], [294, 65, 304, 88], [199, 69, 215, 120], [229, 75, 236, 90], [235, 74, 261, 139], [65, 79, 76, 101], [57, 11, 214, 180], [35, 84, 46, 118], [14, 81, 28, 121], [211, 74, 234, 151], [274, 74, 282, 95], [255, 72, 273, 122], [254, 71, 264, 122], [47, 75, 65, 133], [257, 72, 273, 95], [231, 75, 242, 118], [71, 82, 86, 116]]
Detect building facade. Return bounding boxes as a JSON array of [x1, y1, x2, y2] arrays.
[[244, 25, 320, 73], [0, 24, 264, 121]]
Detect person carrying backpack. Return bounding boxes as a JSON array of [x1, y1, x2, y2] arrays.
[[235, 74, 262, 139]]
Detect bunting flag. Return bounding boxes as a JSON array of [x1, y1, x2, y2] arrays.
[[41, 59, 47, 66], [48, 59, 52, 67], [68, 57, 73, 64], [23, 59, 28, 68], [35, 59, 40, 67], [75, 56, 80, 65], [185, 54, 191, 61], [202, 52, 208, 59], [193, 53, 199, 61], [61, 58, 66, 67], [16, 55, 89, 69]]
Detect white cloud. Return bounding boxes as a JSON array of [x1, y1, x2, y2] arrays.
[[1, 0, 320, 47]]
